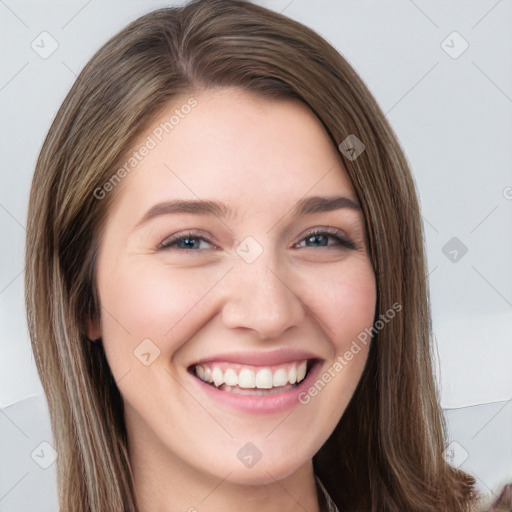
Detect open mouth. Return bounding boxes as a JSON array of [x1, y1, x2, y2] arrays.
[[188, 359, 318, 396]]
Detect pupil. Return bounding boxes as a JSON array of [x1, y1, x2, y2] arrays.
[[179, 238, 198, 249], [308, 234, 327, 247]]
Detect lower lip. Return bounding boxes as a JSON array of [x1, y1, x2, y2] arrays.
[[189, 361, 323, 414]]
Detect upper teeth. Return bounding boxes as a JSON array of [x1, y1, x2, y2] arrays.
[[194, 360, 308, 389]]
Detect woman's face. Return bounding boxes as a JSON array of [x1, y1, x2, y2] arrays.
[[89, 87, 376, 485]]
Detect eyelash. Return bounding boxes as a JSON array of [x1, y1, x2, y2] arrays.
[[158, 228, 356, 252]]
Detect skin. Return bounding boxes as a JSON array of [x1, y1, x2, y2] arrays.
[[88, 87, 377, 512]]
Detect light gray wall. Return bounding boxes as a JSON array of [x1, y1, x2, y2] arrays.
[[1, 0, 511, 509]]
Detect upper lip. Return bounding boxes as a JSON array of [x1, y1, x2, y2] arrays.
[[189, 348, 323, 368]]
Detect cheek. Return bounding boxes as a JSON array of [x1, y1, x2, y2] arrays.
[[96, 260, 225, 366], [301, 260, 376, 421], [310, 259, 377, 348]]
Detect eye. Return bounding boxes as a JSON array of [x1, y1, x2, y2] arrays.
[[158, 230, 216, 251], [158, 227, 356, 252], [293, 227, 356, 250]]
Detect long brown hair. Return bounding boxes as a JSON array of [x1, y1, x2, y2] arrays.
[[25, 1, 480, 510]]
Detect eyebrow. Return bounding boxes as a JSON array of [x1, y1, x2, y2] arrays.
[[135, 195, 361, 228]]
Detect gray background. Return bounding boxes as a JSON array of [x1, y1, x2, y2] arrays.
[[1, 0, 511, 510]]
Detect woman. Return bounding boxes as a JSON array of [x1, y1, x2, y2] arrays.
[[25, 0, 480, 510]]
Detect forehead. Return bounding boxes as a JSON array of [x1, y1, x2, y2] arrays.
[[108, 87, 356, 221]]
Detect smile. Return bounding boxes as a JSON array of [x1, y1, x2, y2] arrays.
[[193, 360, 309, 395], [187, 349, 323, 413]]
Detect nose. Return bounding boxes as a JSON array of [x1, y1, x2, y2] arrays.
[[220, 256, 306, 340]]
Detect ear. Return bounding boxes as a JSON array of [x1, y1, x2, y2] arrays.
[[86, 315, 101, 341]]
